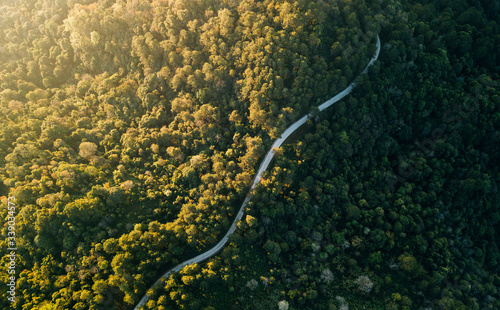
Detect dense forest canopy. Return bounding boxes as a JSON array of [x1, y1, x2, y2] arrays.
[[0, 0, 499, 309]]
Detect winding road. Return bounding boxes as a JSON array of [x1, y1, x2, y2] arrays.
[[134, 35, 381, 309]]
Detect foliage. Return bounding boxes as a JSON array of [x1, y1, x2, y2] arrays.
[[0, 0, 498, 309]]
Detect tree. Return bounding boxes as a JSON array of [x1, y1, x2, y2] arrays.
[[79, 142, 97, 159], [278, 300, 289, 310], [355, 275, 374, 293], [321, 269, 334, 283], [245, 215, 257, 227]]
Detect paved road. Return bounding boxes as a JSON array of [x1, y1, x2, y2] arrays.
[[134, 35, 381, 310]]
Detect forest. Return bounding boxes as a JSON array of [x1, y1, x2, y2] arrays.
[[0, 0, 498, 309]]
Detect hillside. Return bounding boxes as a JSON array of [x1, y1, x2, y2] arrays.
[[0, 0, 499, 309]]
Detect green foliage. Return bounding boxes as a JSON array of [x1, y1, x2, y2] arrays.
[[0, 0, 499, 309]]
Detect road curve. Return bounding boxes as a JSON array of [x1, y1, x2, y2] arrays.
[[134, 35, 381, 309]]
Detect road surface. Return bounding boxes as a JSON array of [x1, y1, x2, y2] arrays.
[[134, 35, 381, 309]]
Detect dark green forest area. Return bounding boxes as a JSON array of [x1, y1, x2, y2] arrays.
[[0, 0, 499, 309]]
